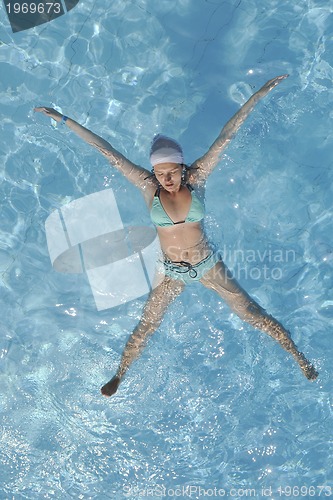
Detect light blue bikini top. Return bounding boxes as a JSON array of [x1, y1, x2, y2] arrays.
[[150, 184, 205, 227]]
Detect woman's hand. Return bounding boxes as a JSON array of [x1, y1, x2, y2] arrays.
[[34, 107, 64, 123], [259, 74, 289, 94]]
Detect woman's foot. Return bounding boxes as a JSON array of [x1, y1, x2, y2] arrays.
[[101, 375, 120, 397], [302, 362, 319, 381], [298, 354, 318, 381]]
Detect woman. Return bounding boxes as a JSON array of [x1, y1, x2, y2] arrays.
[[35, 74, 318, 397]]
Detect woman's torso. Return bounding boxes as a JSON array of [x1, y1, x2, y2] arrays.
[[150, 183, 212, 264]]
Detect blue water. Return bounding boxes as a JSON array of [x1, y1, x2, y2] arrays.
[[0, 0, 332, 498]]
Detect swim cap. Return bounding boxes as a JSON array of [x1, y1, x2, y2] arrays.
[[150, 134, 183, 166]]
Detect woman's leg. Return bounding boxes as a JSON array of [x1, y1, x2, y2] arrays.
[[200, 261, 318, 380], [101, 275, 185, 397]]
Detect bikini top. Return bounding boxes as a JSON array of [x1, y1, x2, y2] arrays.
[[150, 184, 205, 227]]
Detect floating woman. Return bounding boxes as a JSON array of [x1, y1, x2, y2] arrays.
[[35, 74, 318, 397]]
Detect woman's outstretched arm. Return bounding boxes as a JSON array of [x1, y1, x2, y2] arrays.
[[190, 74, 289, 184], [34, 107, 155, 193]]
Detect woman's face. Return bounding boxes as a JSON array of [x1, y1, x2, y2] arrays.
[[153, 163, 183, 192]]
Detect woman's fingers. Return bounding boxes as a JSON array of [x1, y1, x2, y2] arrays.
[[34, 106, 50, 113], [264, 74, 289, 91], [34, 107, 63, 122]]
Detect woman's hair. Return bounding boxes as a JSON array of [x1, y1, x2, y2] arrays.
[[144, 134, 198, 181], [150, 134, 184, 166]]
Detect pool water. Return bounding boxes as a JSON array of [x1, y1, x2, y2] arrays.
[[0, 0, 332, 498]]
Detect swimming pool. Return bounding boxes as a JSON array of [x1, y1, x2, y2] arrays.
[[0, 0, 332, 498]]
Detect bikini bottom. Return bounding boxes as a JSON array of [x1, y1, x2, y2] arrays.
[[163, 251, 220, 284]]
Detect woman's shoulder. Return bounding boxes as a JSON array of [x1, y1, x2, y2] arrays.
[[185, 164, 206, 188], [139, 172, 159, 205]]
